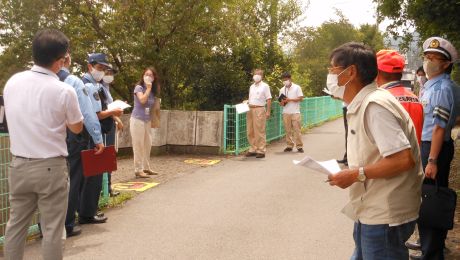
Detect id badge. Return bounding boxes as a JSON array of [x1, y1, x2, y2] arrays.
[[145, 107, 150, 115]]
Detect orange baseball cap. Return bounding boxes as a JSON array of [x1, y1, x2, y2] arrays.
[[376, 49, 405, 73]]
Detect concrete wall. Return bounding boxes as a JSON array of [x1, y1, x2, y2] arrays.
[[166, 111, 197, 145], [118, 110, 223, 154], [196, 111, 223, 147]]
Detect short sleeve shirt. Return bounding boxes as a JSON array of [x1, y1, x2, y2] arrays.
[[4, 65, 83, 158], [420, 74, 456, 141], [131, 85, 155, 121], [364, 103, 411, 157], [279, 83, 303, 114], [249, 81, 272, 106]]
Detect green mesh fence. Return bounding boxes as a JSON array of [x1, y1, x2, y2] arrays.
[[224, 96, 343, 155], [0, 134, 40, 245]]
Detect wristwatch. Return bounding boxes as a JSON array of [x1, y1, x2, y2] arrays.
[[357, 167, 366, 182], [428, 157, 437, 164]]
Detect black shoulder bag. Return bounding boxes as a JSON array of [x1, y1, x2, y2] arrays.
[[417, 181, 457, 230]]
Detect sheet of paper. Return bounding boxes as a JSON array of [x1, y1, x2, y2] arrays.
[[293, 155, 341, 175], [108, 100, 131, 110], [235, 103, 250, 114]]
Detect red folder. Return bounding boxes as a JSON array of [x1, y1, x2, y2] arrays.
[[81, 145, 117, 177]]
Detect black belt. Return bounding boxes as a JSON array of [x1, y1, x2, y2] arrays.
[[13, 155, 66, 161]]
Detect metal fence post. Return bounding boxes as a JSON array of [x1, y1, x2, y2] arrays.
[[223, 105, 228, 153]]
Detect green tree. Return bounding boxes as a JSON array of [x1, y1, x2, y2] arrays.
[[0, 0, 303, 110], [291, 12, 385, 96], [374, 0, 460, 81]]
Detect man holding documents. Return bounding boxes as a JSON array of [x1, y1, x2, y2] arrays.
[[278, 72, 304, 153], [246, 69, 272, 158], [81, 53, 123, 224], [326, 42, 423, 259]]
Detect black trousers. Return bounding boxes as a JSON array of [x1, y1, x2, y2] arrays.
[[65, 131, 88, 230], [342, 106, 348, 161], [419, 140, 454, 260], [79, 138, 103, 218]]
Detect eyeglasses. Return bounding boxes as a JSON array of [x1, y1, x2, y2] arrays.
[[423, 54, 449, 62], [327, 66, 343, 72]]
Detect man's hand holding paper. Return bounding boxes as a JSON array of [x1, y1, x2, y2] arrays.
[[327, 168, 359, 189]]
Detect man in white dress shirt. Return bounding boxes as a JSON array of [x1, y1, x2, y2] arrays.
[[3, 29, 83, 260], [279, 72, 304, 153], [246, 69, 272, 158]]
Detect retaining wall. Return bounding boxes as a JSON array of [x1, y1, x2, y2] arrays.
[[118, 110, 223, 155]]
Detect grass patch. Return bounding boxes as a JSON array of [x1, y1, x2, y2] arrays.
[[103, 191, 135, 209]]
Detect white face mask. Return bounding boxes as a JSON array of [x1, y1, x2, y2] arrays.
[[144, 76, 154, 84], [283, 80, 291, 87], [91, 68, 105, 82], [423, 60, 445, 79], [253, 75, 262, 83], [103, 75, 114, 84], [326, 67, 351, 99]]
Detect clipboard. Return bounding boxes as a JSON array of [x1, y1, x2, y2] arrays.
[[81, 145, 117, 177]]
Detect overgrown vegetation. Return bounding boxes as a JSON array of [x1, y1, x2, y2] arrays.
[[0, 1, 385, 110]]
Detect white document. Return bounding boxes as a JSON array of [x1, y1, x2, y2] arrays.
[[293, 156, 341, 175], [235, 103, 250, 114], [108, 100, 131, 110]]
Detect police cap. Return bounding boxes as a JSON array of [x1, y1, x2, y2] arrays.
[[423, 37, 458, 62], [87, 53, 110, 67]]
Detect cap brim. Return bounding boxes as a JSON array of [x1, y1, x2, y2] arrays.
[[96, 62, 111, 67], [424, 48, 451, 60]]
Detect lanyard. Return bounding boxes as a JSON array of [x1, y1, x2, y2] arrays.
[[285, 85, 292, 97]]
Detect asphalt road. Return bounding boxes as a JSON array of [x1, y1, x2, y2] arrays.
[[23, 119, 355, 260]]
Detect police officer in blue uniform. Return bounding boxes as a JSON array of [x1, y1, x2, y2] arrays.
[[79, 53, 123, 225], [57, 54, 105, 237], [415, 37, 458, 260]]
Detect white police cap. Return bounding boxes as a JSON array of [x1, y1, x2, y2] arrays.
[[423, 37, 458, 62]]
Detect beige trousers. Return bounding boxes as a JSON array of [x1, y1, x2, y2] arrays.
[[246, 107, 266, 154], [283, 113, 303, 148], [5, 157, 69, 260], [130, 117, 152, 173]]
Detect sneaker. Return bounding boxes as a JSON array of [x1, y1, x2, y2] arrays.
[[245, 152, 257, 157], [255, 153, 265, 158], [297, 148, 304, 153], [283, 147, 293, 152], [66, 225, 82, 238]]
